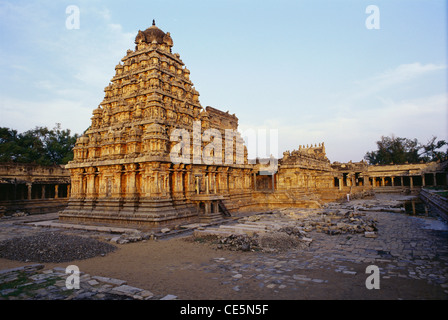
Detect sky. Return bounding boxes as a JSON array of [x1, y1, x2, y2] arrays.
[[0, 0, 446, 163]]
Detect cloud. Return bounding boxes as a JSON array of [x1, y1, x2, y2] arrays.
[[330, 62, 447, 114], [0, 1, 136, 134], [0, 96, 92, 134], [371, 63, 446, 86], [257, 92, 448, 163]]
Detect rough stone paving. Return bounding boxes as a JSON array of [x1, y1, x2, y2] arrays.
[[191, 199, 448, 299], [0, 264, 172, 300]]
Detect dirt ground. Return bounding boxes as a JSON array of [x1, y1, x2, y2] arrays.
[[0, 232, 446, 301]]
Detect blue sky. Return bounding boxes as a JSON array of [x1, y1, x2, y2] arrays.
[[0, 0, 446, 162]]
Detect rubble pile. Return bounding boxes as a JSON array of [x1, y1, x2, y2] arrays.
[[211, 228, 312, 253], [193, 201, 396, 252], [289, 209, 378, 236], [0, 232, 117, 263]]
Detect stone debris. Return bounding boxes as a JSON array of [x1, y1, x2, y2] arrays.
[[11, 211, 29, 217], [160, 294, 178, 300], [364, 231, 378, 238], [194, 203, 379, 251], [0, 264, 173, 300], [107, 231, 152, 244]]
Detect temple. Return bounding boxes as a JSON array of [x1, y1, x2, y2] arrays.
[[57, 22, 448, 228]]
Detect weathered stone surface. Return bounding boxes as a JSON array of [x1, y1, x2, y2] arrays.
[[160, 294, 177, 300], [364, 231, 378, 238], [0, 266, 163, 300]]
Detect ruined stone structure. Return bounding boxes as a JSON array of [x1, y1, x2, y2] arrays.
[[331, 160, 448, 191], [0, 163, 70, 215], [59, 22, 448, 228]]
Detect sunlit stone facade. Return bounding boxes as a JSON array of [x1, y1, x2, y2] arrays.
[[60, 22, 255, 227]]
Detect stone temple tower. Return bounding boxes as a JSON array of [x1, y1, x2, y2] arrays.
[[60, 21, 255, 228]]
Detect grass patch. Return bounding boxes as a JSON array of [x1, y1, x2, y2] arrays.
[[435, 191, 448, 198], [0, 271, 70, 299]]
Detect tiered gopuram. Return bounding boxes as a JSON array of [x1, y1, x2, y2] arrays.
[[61, 21, 255, 227]]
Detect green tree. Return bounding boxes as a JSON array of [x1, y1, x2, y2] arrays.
[[0, 127, 20, 162], [419, 136, 447, 162], [43, 123, 79, 164], [0, 124, 79, 165], [365, 135, 447, 165], [15, 127, 48, 164]]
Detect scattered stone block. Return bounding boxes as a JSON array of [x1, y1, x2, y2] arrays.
[[139, 290, 155, 299], [364, 231, 378, 238], [160, 294, 177, 300], [342, 270, 357, 275], [92, 276, 127, 286], [113, 284, 142, 296], [88, 279, 99, 286], [110, 236, 121, 243]]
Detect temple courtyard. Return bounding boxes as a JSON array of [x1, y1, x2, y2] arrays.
[[0, 193, 447, 300]]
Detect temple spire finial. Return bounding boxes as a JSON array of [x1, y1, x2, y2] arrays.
[[152, 19, 156, 26]]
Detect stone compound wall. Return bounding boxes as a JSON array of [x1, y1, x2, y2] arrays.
[[0, 163, 70, 216], [419, 188, 448, 222]]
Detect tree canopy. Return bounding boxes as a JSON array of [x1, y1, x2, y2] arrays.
[[365, 135, 447, 165], [0, 123, 79, 165]]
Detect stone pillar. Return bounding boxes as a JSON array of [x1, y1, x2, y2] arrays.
[[86, 168, 96, 197], [41, 185, 46, 199], [433, 173, 437, 186], [276, 173, 279, 191], [195, 176, 200, 194], [27, 183, 32, 200], [213, 201, 219, 213], [391, 177, 395, 187], [113, 171, 122, 198], [410, 176, 414, 189], [381, 177, 385, 187], [253, 173, 257, 191], [155, 171, 160, 194], [127, 166, 136, 197], [67, 184, 71, 198], [338, 178, 342, 191], [401, 176, 404, 187], [177, 171, 182, 194], [422, 174, 426, 187], [55, 185, 59, 199]]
